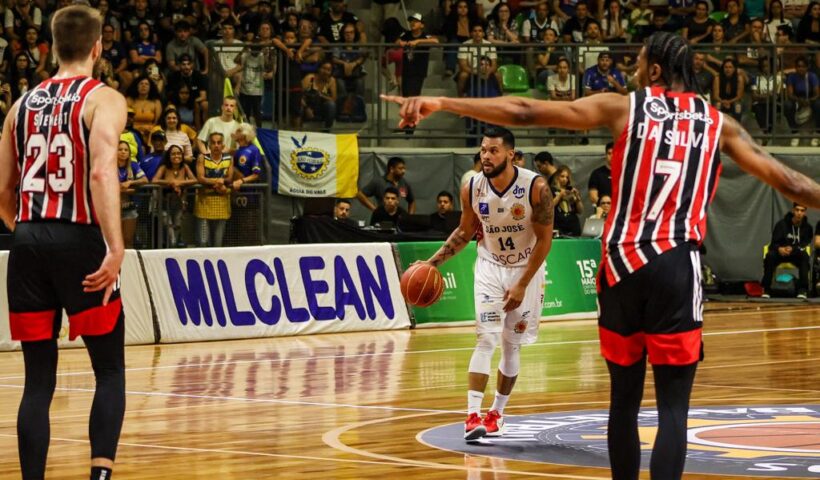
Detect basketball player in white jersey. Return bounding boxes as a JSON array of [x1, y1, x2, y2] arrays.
[[418, 126, 554, 440], [385, 32, 820, 478]]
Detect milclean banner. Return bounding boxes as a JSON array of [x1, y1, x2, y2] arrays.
[[141, 244, 410, 343]]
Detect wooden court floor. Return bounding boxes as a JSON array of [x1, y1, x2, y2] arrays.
[[0, 302, 817, 479]]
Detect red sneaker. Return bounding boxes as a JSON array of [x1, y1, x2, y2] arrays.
[[464, 413, 487, 440], [483, 410, 505, 437]]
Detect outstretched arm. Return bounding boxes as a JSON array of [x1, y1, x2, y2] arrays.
[[503, 176, 554, 311], [426, 181, 480, 267], [382, 93, 629, 135], [720, 116, 820, 209]]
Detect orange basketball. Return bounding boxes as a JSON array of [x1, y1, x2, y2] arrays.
[[400, 263, 445, 307]]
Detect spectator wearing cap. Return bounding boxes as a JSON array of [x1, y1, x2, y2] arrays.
[[357, 156, 416, 214], [141, 130, 167, 181], [167, 53, 209, 128], [398, 13, 439, 97], [583, 52, 627, 96], [166, 20, 209, 75], [318, 0, 367, 43]]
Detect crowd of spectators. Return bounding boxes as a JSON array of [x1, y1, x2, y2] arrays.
[[4, 0, 817, 141]]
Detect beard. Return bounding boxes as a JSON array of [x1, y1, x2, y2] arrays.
[[483, 160, 507, 179]]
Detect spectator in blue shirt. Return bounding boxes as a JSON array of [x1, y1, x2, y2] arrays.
[[141, 131, 166, 181], [784, 56, 820, 147], [583, 52, 627, 96], [231, 123, 263, 190]]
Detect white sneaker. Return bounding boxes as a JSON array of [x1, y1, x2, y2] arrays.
[[812, 138, 819, 147], [790, 138, 800, 147], [761, 293, 771, 299]]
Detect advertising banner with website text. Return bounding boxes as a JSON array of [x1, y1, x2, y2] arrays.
[[395, 239, 600, 325]]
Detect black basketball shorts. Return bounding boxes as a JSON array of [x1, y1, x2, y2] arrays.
[[598, 242, 704, 366], [8, 222, 121, 342]]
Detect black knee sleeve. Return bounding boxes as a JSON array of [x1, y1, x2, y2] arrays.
[[84, 312, 126, 461]]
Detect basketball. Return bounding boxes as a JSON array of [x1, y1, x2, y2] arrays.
[[400, 263, 445, 307]]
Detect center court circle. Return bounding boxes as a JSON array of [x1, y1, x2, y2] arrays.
[[417, 405, 820, 478]]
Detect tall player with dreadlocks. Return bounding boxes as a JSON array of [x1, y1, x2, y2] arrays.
[[384, 32, 820, 479]]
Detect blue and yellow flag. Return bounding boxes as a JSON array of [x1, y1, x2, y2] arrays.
[[257, 129, 359, 198]]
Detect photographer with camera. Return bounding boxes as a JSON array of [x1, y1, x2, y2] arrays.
[[551, 165, 583, 237]]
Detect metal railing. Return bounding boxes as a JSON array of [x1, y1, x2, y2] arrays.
[[127, 183, 269, 249], [208, 41, 816, 146]]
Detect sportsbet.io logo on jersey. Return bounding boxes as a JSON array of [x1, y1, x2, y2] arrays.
[[25, 88, 81, 112], [642, 97, 714, 125], [419, 405, 820, 478]]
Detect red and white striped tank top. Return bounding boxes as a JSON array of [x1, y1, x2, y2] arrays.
[[601, 86, 724, 287], [14, 76, 103, 224]]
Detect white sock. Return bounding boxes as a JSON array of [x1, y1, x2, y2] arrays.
[[467, 390, 484, 415], [490, 392, 510, 414]]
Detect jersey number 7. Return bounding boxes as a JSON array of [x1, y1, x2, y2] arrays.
[[646, 159, 682, 222]]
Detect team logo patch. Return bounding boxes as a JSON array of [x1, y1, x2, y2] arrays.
[[238, 155, 248, 166], [419, 405, 820, 478], [480, 311, 500, 323], [289, 134, 329, 179], [479, 203, 490, 215], [513, 319, 528, 333], [511, 203, 526, 220], [513, 185, 526, 199]]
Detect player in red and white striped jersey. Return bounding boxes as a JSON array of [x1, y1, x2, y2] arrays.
[[0, 6, 128, 480], [385, 32, 820, 480]]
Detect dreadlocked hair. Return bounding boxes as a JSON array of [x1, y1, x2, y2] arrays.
[[645, 32, 700, 94]]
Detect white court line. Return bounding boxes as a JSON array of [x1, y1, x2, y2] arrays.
[[0, 432, 524, 474], [0, 383, 465, 415], [0, 321, 817, 382], [321, 412, 610, 480]]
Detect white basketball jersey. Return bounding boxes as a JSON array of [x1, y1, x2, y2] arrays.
[[470, 167, 542, 267]]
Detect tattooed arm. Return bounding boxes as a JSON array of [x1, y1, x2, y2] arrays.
[[503, 176, 555, 312], [721, 116, 820, 209], [426, 180, 481, 267]]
